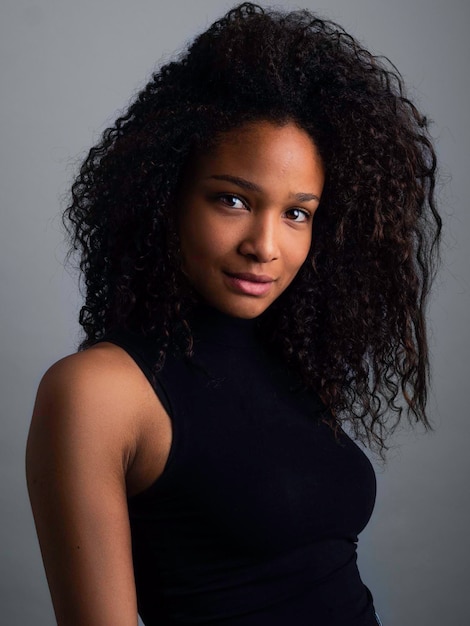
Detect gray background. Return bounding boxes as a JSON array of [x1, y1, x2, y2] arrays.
[[1, 0, 468, 624]]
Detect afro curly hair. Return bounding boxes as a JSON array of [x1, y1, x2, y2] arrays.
[[63, 2, 441, 451]]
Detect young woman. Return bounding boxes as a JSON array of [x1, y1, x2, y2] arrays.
[[26, 3, 441, 625]]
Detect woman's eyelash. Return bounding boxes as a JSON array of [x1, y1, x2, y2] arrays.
[[216, 194, 248, 209], [285, 207, 311, 222]]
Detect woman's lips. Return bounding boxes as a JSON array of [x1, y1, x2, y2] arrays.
[[223, 272, 276, 296]]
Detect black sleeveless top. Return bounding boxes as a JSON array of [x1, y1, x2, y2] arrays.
[[100, 307, 377, 625]]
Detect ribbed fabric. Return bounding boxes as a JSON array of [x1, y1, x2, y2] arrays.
[[100, 306, 377, 625]]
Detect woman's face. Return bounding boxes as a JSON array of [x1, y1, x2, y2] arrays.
[[178, 120, 325, 318]]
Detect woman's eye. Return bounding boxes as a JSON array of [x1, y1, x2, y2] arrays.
[[285, 208, 310, 223], [218, 194, 247, 209]]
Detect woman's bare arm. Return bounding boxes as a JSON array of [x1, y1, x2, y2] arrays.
[[26, 347, 148, 626]]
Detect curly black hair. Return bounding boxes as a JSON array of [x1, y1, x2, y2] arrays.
[[63, 2, 441, 451]]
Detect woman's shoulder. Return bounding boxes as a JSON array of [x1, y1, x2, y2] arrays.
[[41, 339, 155, 400], [29, 341, 171, 495], [31, 342, 159, 468]]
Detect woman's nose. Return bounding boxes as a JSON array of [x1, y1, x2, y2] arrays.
[[238, 214, 280, 263]]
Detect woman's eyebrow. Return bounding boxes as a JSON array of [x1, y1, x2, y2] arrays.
[[292, 192, 320, 202], [207, 174, 262, 192], [207, 174, 320, 202]]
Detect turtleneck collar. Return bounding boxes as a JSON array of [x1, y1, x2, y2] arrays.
[[188, 304, 259, 349]]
